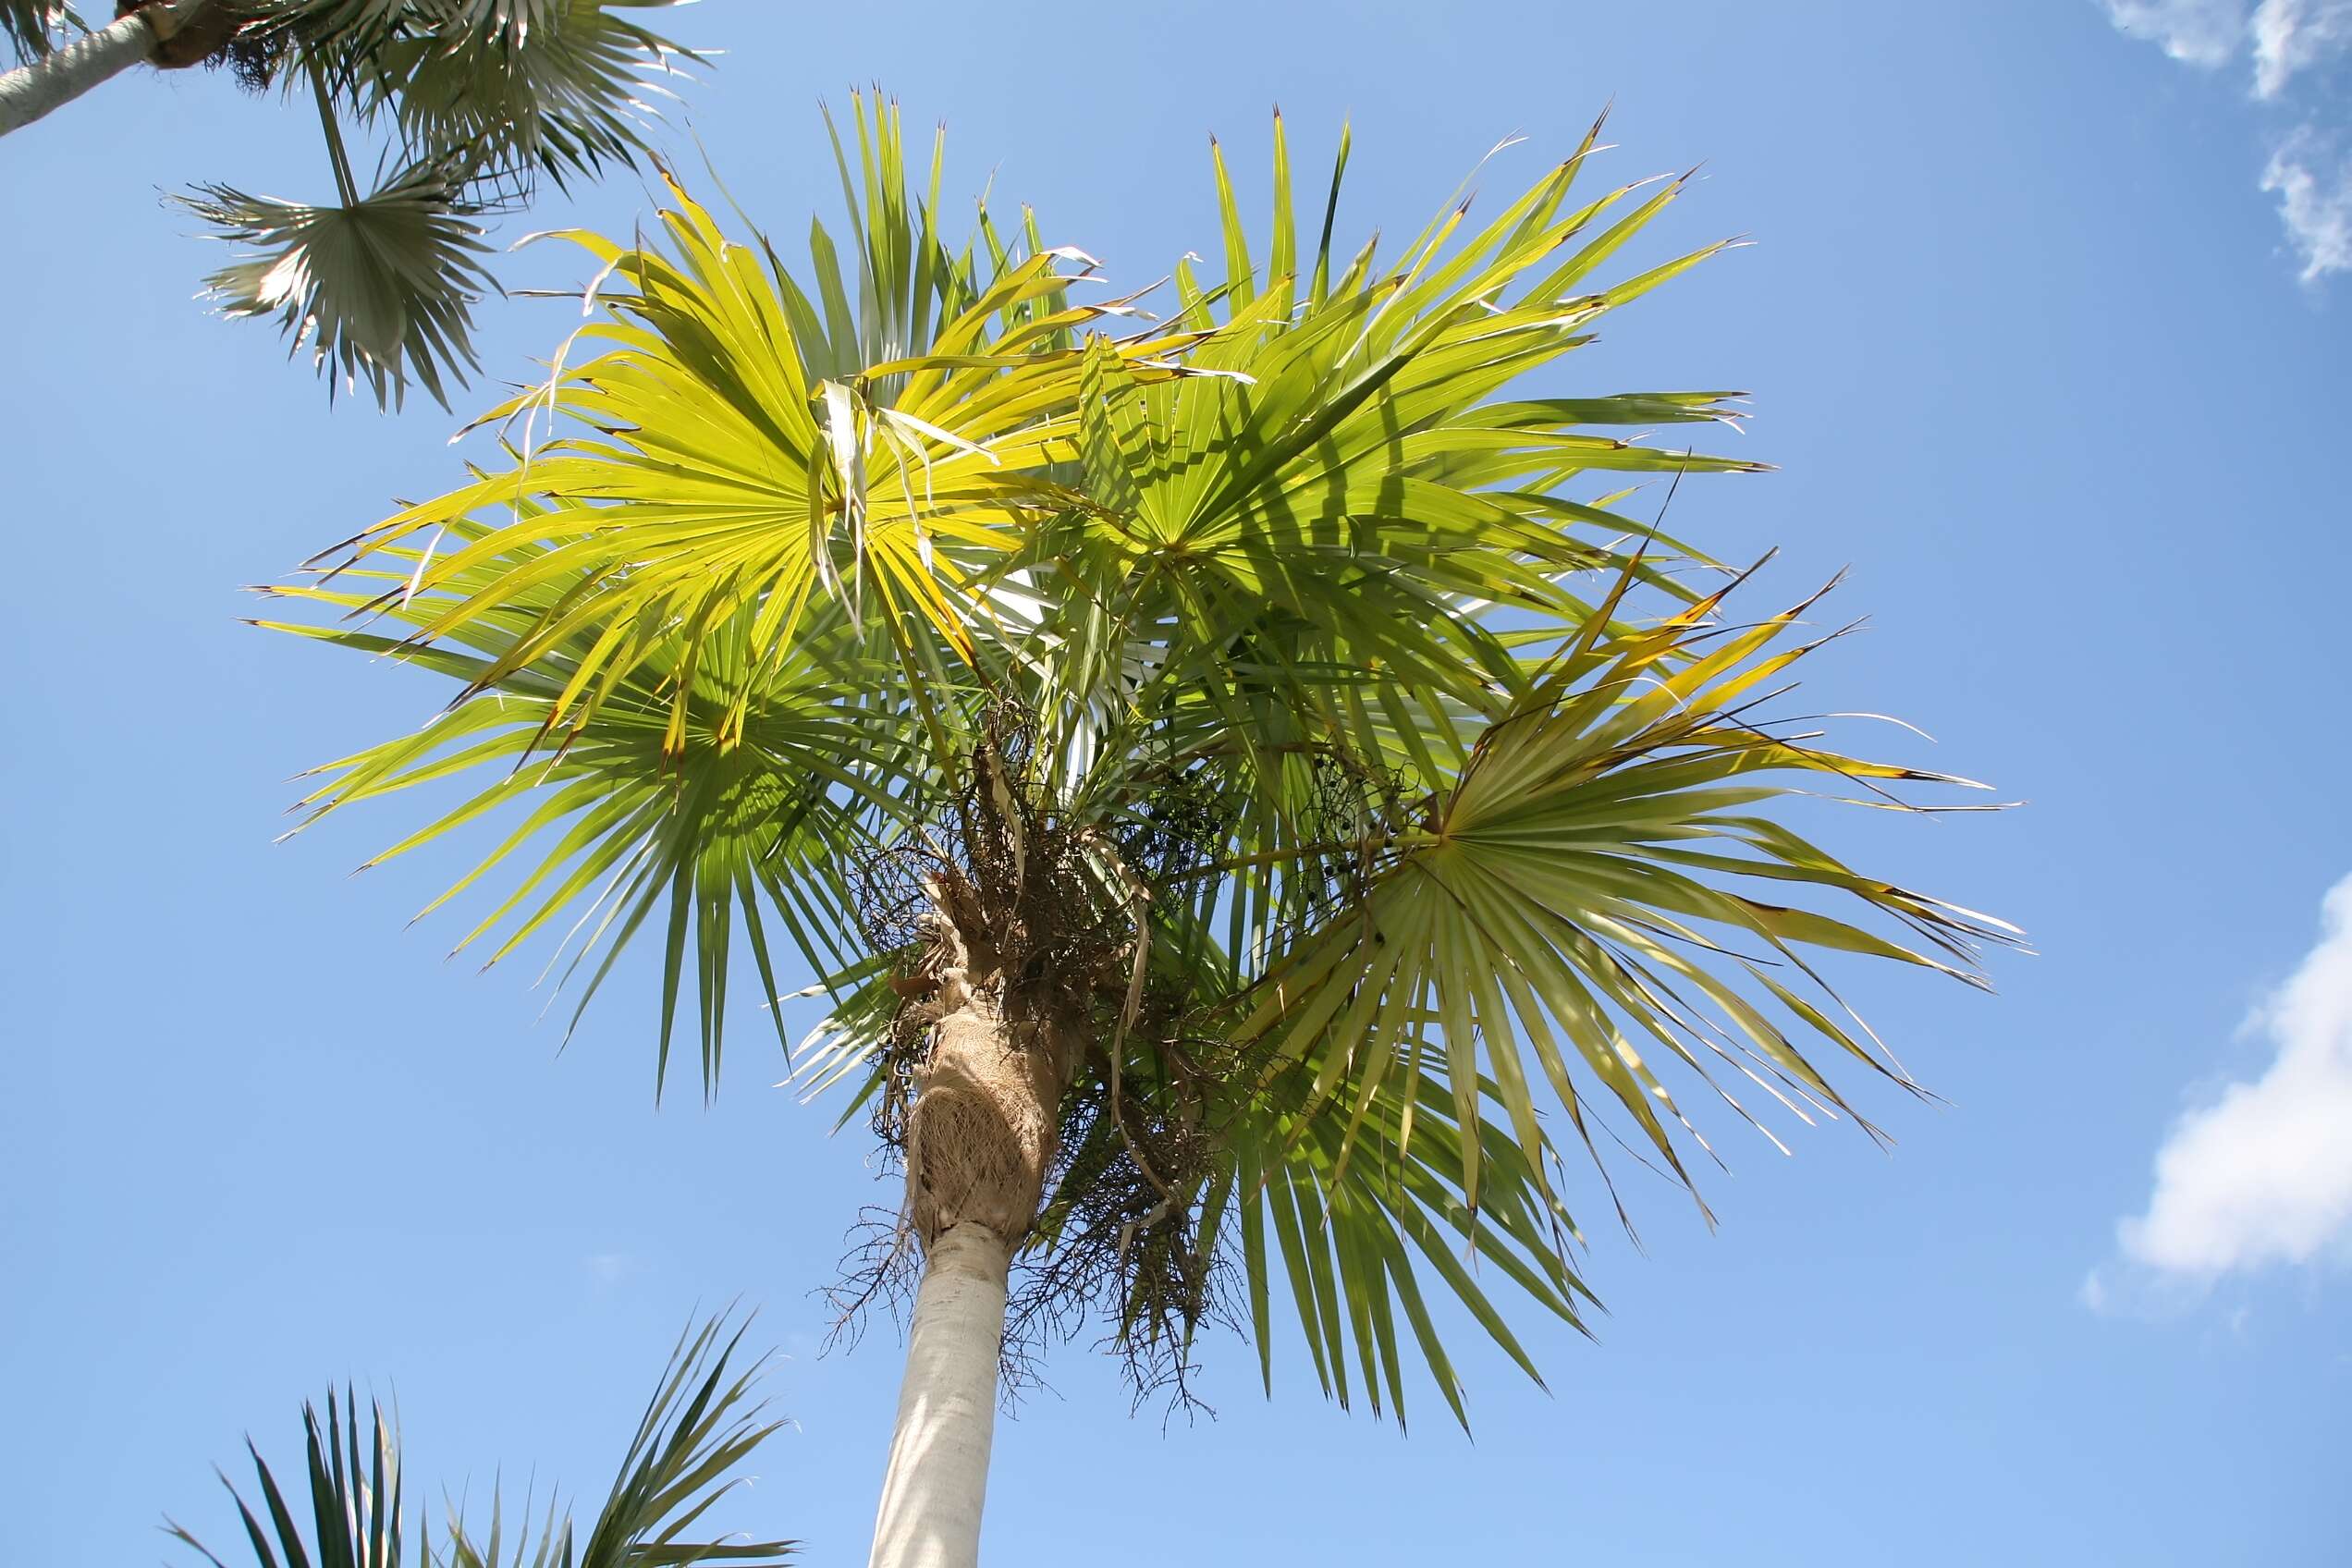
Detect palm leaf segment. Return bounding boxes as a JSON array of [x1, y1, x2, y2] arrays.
[[359, 0, 693, 191], [165, 1313, 794, 1567], [1, 1, 76, 64], [276, 99, 2018, 1427], [166, 0, 696, 408]]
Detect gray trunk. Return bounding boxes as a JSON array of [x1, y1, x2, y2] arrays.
[[0, 0, 211, 139], [865, 1221, 1013, 1568]]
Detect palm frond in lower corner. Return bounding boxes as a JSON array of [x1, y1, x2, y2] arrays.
[[164, 1312, 796, 1568]]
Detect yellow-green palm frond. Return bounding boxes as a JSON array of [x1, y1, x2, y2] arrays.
[[262, 506, 913, 1096], [323, 104, 1209, 755], [1024, 114, 1763, 860], [1091, 109, 1757, 625]]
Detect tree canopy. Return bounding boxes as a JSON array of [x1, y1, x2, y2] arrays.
[[264, 94, 2019, 1427]]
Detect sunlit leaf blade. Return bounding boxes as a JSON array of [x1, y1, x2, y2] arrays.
[[319, 96, 1213, 750], [176, 153, 496, 410]]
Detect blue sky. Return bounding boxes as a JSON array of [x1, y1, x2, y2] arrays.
[[4, 3, 2348, 1562]]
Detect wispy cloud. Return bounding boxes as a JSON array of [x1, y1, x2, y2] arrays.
[[2251, 0, 2352, 97], [2098, 0, 2352, 281], [2098, 872, 2352, 1297], [2101, 0, 2249, 66], [2261, 127, 2352, 278]]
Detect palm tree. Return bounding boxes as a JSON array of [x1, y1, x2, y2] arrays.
[[167, 1314, 795, 1566], [0, 1, 696, 409], [261, 94, 2018, 1568]]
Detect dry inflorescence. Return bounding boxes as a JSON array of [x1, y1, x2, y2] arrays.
[[829, 704, 1416, 1411]]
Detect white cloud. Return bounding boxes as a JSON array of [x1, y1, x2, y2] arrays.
[[2099, 0, 2352, 285], [2261, 127, 2352, 278], [2101, 0, 2250, 65], [2113, 872, 2352, 1280], [2097, 0, 2352, 91], [2251, 0, 2352, 97]]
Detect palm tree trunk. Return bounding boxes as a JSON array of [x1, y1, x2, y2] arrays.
[[866, 1220, 1013, 1568], [0, 0, 211, 139], [864, 892, 1080, 1568]]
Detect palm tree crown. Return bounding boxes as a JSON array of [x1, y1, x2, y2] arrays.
[[266, 93, 2018, 1432]]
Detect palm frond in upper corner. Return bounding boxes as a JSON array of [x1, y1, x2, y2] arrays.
[[1, 0, 77, 64], [176, 151, 497, 410], [367, 0, 696, 193]]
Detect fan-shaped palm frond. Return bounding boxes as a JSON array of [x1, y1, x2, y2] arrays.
[[1177, 571, 2021, 1415], [314, 95, 1210, 748], [178, 151, 496, 409], [259, 0, 414, 47], [1231, 570, 2011, 1198], [363, 0, 696, 193], [246, 0, 692, 171], [165, 1314, 794, 1568], [259, 501, 906, 1096]]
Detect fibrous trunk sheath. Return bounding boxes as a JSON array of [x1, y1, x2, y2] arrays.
[[865, 940, 1079, 1568], [0, 0, 211, 139]]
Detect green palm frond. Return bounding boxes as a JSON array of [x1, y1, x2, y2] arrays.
[[258, 0, 415, 48], [1218, 1050, 1594, 1429], [167, 1388, 409, 1568], [366, 1, 697, 193], [140, 2, 696, 409], [1229, 571, 2018, 1209], [1023, 110, 1764, 1000], [165, 1314, 793, 1568], [1, 0, 76, 63], [1064, 111, 1749, 642], [178, 151, 496, 409], [258, 505, 906, 1096], [1180, 571, 2020, 1417]]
